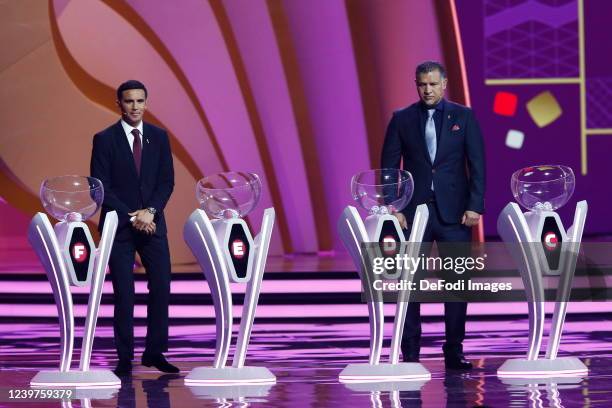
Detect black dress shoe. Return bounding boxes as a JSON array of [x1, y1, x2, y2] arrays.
[[402, 342, 421, 363], [114, 359, 132, 376], [444, 356, 473, 370], [141, 353, 179, 373], [402, 353, 420, 363]]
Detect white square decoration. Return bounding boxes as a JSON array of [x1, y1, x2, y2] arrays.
[[506, 129, 524, 149]]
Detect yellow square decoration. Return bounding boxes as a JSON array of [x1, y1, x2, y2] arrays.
[[526, 91, 562, 128]]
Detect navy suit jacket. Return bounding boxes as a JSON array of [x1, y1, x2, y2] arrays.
[[90, 120, 174, 238], [381, 100, 485, 224]]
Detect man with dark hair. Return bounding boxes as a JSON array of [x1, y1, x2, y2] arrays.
[[415, 60, 446, 81], [116, 79, 148, 101], [381, 61, 485, 370], [91, 80, 178, 375]]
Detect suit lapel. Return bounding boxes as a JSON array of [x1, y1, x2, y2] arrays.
[[416, 107, 432, 165], [433, 102, 453, 166], [114, 120, 139, 181], [140, 123, 152, 179]]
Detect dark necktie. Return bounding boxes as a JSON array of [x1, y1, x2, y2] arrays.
[[132, 128, 142, 175]]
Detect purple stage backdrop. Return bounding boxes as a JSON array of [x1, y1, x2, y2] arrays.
[[456, 0, 612, 237], [1, 0, 611, 267]]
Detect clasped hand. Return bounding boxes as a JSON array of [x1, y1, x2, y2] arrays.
[[461, 210, 480, 227], [128, 209, 156, 234]]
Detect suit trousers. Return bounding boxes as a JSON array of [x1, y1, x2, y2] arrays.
[[108, 230, 171, 360], [401, 200, 472, 359]]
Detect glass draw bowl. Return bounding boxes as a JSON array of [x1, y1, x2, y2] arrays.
[[196, 172, 261, 219], [351, 169, 414, 215], [511, 165, 575, 212], [40, 175, 103, 222]]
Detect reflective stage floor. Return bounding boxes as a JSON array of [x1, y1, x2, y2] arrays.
[[1, 260, 611, 407], [1, 315, 611, 407]]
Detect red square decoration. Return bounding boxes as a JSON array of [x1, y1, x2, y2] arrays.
[[493, 91, 518, 116]]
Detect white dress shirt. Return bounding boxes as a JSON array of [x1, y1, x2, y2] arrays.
[[120, 119, 144, 152]]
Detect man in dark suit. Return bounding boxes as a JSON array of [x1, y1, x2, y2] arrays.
[[381, 61, 485, 369], [90, 80, 178, 375]]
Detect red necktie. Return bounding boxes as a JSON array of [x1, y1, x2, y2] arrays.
[[132, 128, 142, 175]]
